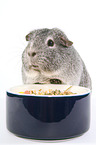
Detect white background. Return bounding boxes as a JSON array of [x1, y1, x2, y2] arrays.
[[0, 0, 96, 144]]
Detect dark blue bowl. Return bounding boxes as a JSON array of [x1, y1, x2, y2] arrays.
[[6, 85, 91, 140]]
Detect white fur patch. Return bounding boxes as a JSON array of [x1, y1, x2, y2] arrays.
[[29, 42, 33, 50], [41, 70, 60, 78], [25, 69, 39, 78], [23, 66, 39, 82]]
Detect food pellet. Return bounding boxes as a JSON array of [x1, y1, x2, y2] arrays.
[[19, 87, 76, 95]]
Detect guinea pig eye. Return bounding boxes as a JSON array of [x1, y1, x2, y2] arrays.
[[47, 39, 54, 47]]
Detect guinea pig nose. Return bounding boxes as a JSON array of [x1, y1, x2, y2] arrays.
[[28, 51, 36, 57], [32, 52, 36, 57]]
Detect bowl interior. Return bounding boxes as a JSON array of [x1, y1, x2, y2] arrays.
[[8, 84, 90, 97]]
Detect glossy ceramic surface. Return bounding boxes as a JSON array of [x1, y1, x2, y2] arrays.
[[6, 85, 90, 140]]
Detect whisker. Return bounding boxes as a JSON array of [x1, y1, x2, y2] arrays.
[[38, 60, 47, 65], [38, 57, 50, 63]]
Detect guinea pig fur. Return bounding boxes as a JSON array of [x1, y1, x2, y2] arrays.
[[22, 28, 92, 89]]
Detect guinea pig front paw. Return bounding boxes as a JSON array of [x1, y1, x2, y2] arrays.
[[34, 82, 44, 84], [50, 79, 62, 84]]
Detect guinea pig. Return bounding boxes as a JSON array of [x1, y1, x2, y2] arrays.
[[22, 28, 92, 89]]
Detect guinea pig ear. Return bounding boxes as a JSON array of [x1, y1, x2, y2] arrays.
[[60, 37, 73, 47], [25, 33, 32, 41]]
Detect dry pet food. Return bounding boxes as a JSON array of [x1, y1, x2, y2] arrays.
[[19, 86, 77, 95]]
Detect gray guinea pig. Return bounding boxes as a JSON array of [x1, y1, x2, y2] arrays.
[[22, 28, 92, 89]]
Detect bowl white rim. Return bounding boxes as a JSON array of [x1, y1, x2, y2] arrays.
[[6, 84, 91, 97]]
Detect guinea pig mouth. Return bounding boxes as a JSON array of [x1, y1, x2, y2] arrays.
[[29, 64, 39, 70]]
